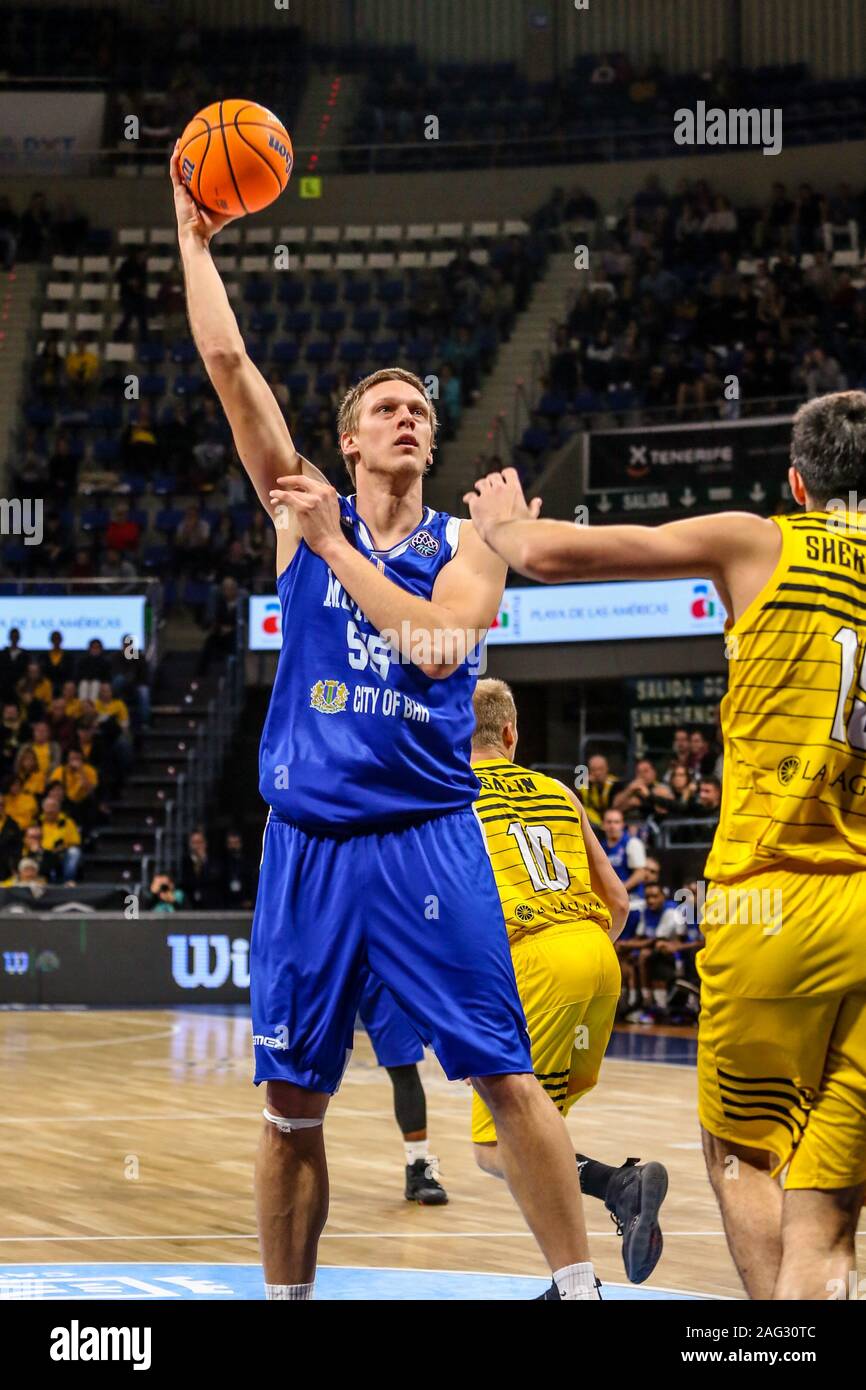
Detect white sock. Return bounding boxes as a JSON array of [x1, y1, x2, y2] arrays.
[[265, 1282, 314, 1300], [404, 1140, 428, 1165], [553, 1261, 600, 1300], [628, 988, 639, 1006], [653, 988, 668, 1009]]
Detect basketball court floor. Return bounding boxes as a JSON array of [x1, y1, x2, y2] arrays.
[[3, 1006, 862, 1300]]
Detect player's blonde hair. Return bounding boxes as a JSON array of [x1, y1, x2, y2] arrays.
[[336, 368, 439, 485], [472, 679, 517, 750]]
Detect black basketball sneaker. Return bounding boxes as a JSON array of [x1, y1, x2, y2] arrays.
[[605, 1157, 668, 1283], [405, 1157, 449, 1205]]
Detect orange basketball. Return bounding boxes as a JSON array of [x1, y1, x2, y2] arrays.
[[177, 100, 293, 217]]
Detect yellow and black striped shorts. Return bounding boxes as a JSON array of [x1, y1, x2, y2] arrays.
[[471, 922, 620, 1144], [698, 866, 866, 1189]]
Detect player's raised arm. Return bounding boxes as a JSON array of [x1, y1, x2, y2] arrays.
[[464, 467, 781, 623], [170, 143, 326, 566]]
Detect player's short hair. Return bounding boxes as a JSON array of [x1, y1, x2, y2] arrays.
[[790, 390, 866, 506], [336, 368, 439, 485], [472, 678, 517, 749]]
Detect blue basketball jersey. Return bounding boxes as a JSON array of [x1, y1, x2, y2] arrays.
[[259, 494, 483, 829], [603, 831, 633, 883]]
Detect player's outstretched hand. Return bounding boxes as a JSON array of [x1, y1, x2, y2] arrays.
[[169, 140, 237, 247], [463, 467, 542, 544], [269, 474, 345, 559]]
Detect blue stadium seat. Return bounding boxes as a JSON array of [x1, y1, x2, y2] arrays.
[[142, 544, 170, 571], [305, 340, 333, 364], [339, 340, 366, 365], [138, 342, 166, 365], [139, 374, 166, 398], [89, 404, 122, 429], [573, 389, 599, 413], [250, 310, 277, 336], [310, 281, 338, 306], [93, 438, 120, 464], [80, 506, 110, 531], [284, 310, 313, 335], [353, 307, 381, 334], [371, 337, 400, 364], [2, 542, 31, 568], [170, 339, 198, 364], [520, 426, 551, 455], [119, 472, 147, 496], [244, 279, 272, 305], [385, 307, 409, 331], [378, 279, 404, 304], [156, 507, 184, 534], [318, 308, 347, 334], [173, 374, 204, 397], [151, 474, 175, 497], [276, 280, 306, 306], [286, 372, 309, 396], [314, 371, 339, 394], [229, 505, 253, 532], [25, 402, 55, 428], [130, 508, 148, 532], [271, 340, 299, 365], [344, 278, 372, 305], [537, 392, 569, 419]]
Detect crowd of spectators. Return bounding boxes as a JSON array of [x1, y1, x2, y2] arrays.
[[577, 725, 724, 1027], [0, 630, 142, 887], [516, 173, 866, 472], [144, 827, 256, 912]]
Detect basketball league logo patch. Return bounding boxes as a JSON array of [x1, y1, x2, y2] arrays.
[[310, 679, 349, 714], [410, 529, 439, 557]]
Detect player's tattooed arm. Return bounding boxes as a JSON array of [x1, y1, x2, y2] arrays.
[[465, 468, 781, 624], [269, 476, 505, 677], [558, 785, 629, 941]]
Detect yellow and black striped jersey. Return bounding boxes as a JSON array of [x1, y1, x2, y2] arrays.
[[707, 509, 866, 881], [473, 758, 612, 943]]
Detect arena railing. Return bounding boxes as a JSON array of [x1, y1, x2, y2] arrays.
[[161, 598, 247, 875]]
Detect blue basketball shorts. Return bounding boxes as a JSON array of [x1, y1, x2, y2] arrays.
[[358, 969, 425, 1069], [250, 808, 532, 1091]]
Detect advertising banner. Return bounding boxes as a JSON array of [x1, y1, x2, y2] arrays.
[[0, 92, 106, 173], [585, 416, 793, 512], [0, 914, 253, 1006], [250, 578, 726, 652], [0, 595, 146, 651]]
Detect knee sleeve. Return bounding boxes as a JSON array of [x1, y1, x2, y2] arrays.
[[262, 1108, 324, 1135], [386, 1064, 426, 1135]]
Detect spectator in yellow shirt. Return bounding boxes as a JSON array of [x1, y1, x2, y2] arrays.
[[50, 748, 99, 829], [64, 339, 100, 392], [14, 746, 46, 796], [94, 682, 130, 732], [61, 680, 84, 720], [22, 719, 61, 781], [39, 788, 82, 881], [3, 775, 38, 830]]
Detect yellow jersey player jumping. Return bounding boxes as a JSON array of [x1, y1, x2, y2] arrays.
[[470, 678, 669, 1292], [465, 390, 866, 1302]]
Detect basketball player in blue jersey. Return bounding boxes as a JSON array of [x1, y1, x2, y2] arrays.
[[171, 148, 604, 1302]]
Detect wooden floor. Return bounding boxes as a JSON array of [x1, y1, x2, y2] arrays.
[[1, 1008, 861, 1298]]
